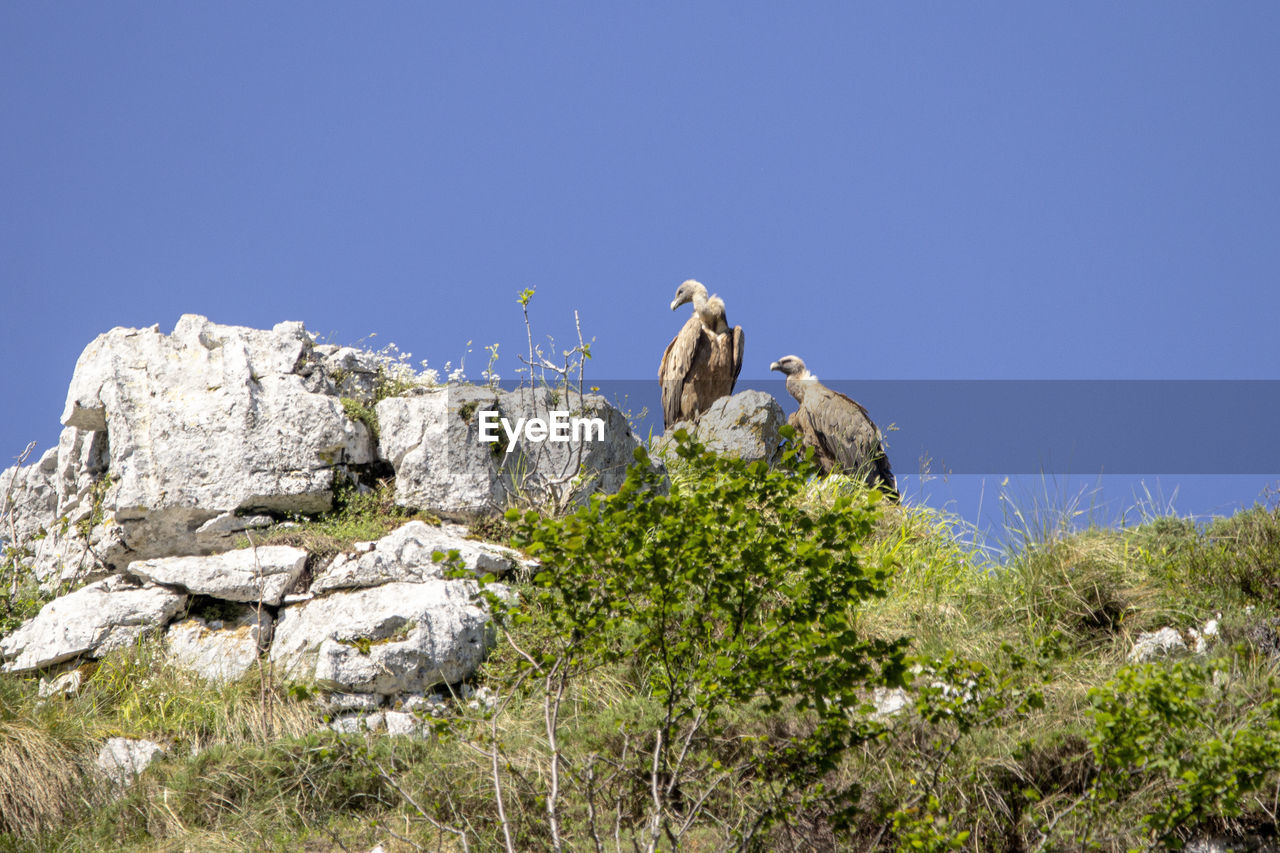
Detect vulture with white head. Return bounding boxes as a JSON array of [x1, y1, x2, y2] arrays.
[[770, 355, 899, 501], [659, 280, 745, 428]]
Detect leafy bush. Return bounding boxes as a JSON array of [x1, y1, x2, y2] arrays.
[[1086, 658, 1280, 847], [484, 430, 908, 849]]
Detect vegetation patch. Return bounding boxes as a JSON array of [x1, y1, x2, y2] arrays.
[[5, 444, 1280, 850], [339, 396, 379, 442], [244, 477, 438, 559], [74, 473, 115, 541], [337, 622, 415, 656]]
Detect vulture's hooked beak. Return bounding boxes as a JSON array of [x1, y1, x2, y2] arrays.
[[769, 361, 782, 373], [669, 300, 680, 311]]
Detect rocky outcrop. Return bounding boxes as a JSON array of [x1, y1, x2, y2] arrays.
[[379, 385, 642, 517], [312, 344, 387, 402], [1, 522, 509, 696], [656, 390, 786, 465], [56, 315, 376, 567], [0, 428, 112, 583], [0, 575, 187, 673], [269, 579, 499, 696], [0, 315, 650, 706], [1, 315, 646, 579], [377, 385, 509, 517]]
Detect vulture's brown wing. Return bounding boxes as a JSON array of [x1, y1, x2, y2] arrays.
[[808, 384, 896, 494], [729, 326, 745, 393], [659, 313, 703, 428], [788, 405, 831, 473]]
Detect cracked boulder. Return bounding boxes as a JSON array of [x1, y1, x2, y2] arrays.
[[166, 607, 273, 683], [128, 545, 308, 606], [57, 315, 375, 566], [656, 390, 786, 465], [269, 579, 499, 696], [377, 385, 642, 517], [0, 575, 187, 673], [311, 520, 526, 594], [0, 426, 115, 584]]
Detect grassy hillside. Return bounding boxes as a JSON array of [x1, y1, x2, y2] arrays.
[[3, 439, 1280, 852]]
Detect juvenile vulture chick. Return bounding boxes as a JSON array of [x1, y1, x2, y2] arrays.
[[658, 280, 745, 428], [770, 355, 899, 500]]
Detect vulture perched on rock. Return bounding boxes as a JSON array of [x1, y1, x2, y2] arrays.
[[659, 280, 745, 428], [770, 355, 899, 501]]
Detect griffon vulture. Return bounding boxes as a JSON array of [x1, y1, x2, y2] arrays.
[[658, 280, 745, 428], [770, 355, 899, 500]]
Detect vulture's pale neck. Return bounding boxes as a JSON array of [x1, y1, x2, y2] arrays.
[[699, 297, 730, 334], [686, 286, 710, 315], [786, 371, 818, 403]]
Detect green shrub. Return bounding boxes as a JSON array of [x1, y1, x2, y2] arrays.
[[487, 429, 908, 849], [1085, 658, 1280, 848]]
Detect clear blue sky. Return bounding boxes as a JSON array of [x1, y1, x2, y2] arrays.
[[3, 4, 1278, 536]]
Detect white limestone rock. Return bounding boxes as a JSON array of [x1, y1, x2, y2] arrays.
[[27, 527, 104, 588], [311, 520, 522, 593], [193, 511, 275, 538], [870, 686, 911, 721], [270, 579, 498, 696], [377, 386, 508, 516], [318, 692, 384, 714], [38, 669, 84, 699], [317, 345, 386, 402], [0, 428, 117, 585], [53, 427, 111, 524], [0, 446, 59, 545], [166, 608, 273, 683], [399, 692, 448, 716], [0, 574, 187, 673], [1189, 615, 1222, 655], [503, 387, 643, 505], [97, 737, 165, 786], [383, 710, 420, 736], [1127, 627, 1188, 663], [128, 546, 307, 605], [58, 315, 376, 565], [657, 391, 786, 465], [464, 684, 497, 713], [329, 715, 366, 735], [324, 710, 422, 738], [378, 385, 642, 517]]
